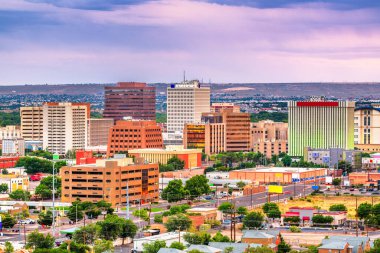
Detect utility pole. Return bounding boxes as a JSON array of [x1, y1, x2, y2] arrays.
[[356, 197, 358, 237], [126, 181, 130, 219], [250, 187, 253, 208], [52, 153, 59, 237]]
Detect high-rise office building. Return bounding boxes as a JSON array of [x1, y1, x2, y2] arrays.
[[43, 102, 90, 155], [0, 125, 21, 141], [167, 80, 210, 134], [354, 104, 380, 152], [250, 120, 288, 158], [61, 157, 159, 206], [288, 98, 355, 156], [2, 138, 25, 156], [107, 119, 163, 157], [20, 107, 43, 141], [103, 82, 156, 121], [87, 118, 114, 147]]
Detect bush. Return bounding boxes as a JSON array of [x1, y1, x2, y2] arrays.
[[154, 214, 163, 224], [289, 226, 301, 233], [329, 204, 347, 211]]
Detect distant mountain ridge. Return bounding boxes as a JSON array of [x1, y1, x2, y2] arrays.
[[1, 82, 380, 98]]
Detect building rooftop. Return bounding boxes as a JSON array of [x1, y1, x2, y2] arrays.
[[319, 241, 348, 250], [208, 242, 262, 253], [187, 245, 221, 253], [133, 232, 185, 242], [242, 230, 279, 239], [234, 167, 325, 173], [157, 249, 185, 253], [187, 207, 217, 212]]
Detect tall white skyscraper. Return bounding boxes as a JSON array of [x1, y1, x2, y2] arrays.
[[167, 80, 210, 134], [43, 102, 89, 155]]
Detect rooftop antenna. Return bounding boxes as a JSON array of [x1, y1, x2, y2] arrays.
[[183, 70, 186, 82]]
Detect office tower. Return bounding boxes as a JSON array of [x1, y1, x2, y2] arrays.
[[0, 125, 21, 140], [43, 102, 90, 155], [20, 107, 43, 141], [211, 103, 240, 113], [61, 157, 159, 206], [103, 82, 156, 121], [87, 118, 114, 147], [2, 138, 25, 156], [354, 104, 380, 152], [288, 97, 355, 156], [107, 119, 163, 157], [250, 120, 288, 158], [167, 80, 210, 134], [183, 110, 250, 155]]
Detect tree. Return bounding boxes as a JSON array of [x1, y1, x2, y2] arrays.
[[312, 215, 334, 225], [262, 203, 281, 218], [218, 202, 234, 214], [337, 161, 353, 174], [243, 211, 264, 229], [358, 203, 372, 220], [162, 179, 188, 203], [188, 250, 204, 253], [236, 181, 246, 189], [9, 189, 30, 200], [38, 210, 54, 227], [211, 231, 230, 242], [165, 214, 192, 232], [4, 241, 14, 253], [59, 241, 89, 253], [120, 218, 138, 245], [281, 155, 292, 167], [133, 209, 149, 222], [170, 242, 185, 250], [154, 214, 163, 223], [67, 205, 84, 222], [96, 200, 112, 217], [224, 247, 234, 253], [184, 175, 211, 199], [329, 204, 347, 211], [142, 240, 166, 253], [1, 214, 16, 228], [167, 156, 185, 170], [94, 239, 114, 253], [277, 234, 291, 253], [247, 246, 273, 253], [2, 169, 9, 175], [97, 214, 122, 241], [35, 184, 52, 200], [0, 183, 8, 193], [36, 176, 62, 199], [237, 206, 248, 216], [332, 178, 341, 189], [72, 223, 99, 244], [26, 230, 55, 250], [183, 232, 211, 245]]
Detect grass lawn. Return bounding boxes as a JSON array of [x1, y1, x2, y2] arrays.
[[151, 207, 163, 212]]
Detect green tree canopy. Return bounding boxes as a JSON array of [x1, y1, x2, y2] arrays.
[[162, 179, 188, 203], [211, 231, 230, 242], [94, 239, 114, 253], [312, 214, 334, 225], [243, 211, 264, 229], [0, 183, 8, 193], [1, 214, 16, 228], [4, 241, 14, 253], [96, 214, 122, 241], [9, 189, 30, 200], [218, 202, 235, 213], [120, 218, 138, 245], [170, 242, 185, 250], [72, 223, 99, 244], [165, 214, 192, 232], [237, 206, 248, 216], [184, 175, 210, 199], [329, 204, 347, 211], [142, 240, 166, 253], [26, 230, 55, 250], [262, 202, 281, 218], [183, 232, 211, 245], [38, 210, 54, 227], [358, 202, 372, 220]]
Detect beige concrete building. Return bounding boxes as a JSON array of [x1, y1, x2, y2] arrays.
[[128, 145, 202, 169], [43, 102, 89, 155], [354, 104, 380, 152], [250, 120, 288, 158], [288, 98, 355, 156], [20, 107, 43, 141], [61, 157, 159, 206], [87, 118, 114, 147], [211, 103, 240, 113], [0, 125, 21, 140], [167, 80, 210, 134], [0, 174, 29, 192], [2, 138, 25, 156]]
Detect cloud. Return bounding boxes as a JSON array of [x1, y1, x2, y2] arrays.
[[0, 0, 380, 84]]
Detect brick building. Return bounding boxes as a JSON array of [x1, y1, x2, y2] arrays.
[[107, 120, 163, 157], [61, 157, 159, 206], [103, 82, 156, 121]]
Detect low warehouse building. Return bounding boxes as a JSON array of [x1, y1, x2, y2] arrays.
[[229, 167, 327, 184]]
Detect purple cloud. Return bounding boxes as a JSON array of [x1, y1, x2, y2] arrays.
[[0, 0, 380, 84]]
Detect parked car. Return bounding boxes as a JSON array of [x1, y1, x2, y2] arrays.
[[19, 219, 35, 224]]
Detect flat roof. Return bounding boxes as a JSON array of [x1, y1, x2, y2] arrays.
[[128, 148, 202, 154], [0, 201, 71, 207], [232, 167, 326, 173]]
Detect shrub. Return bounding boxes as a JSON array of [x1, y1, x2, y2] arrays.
[[289, 226, 301, 233]]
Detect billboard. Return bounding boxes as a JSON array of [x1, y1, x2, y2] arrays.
[[268, 185, 283, 194], [343, 180, 350, 187], [325, 176, 333, 184]]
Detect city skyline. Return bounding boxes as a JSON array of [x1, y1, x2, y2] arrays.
[[1, 0, 380, 85]]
